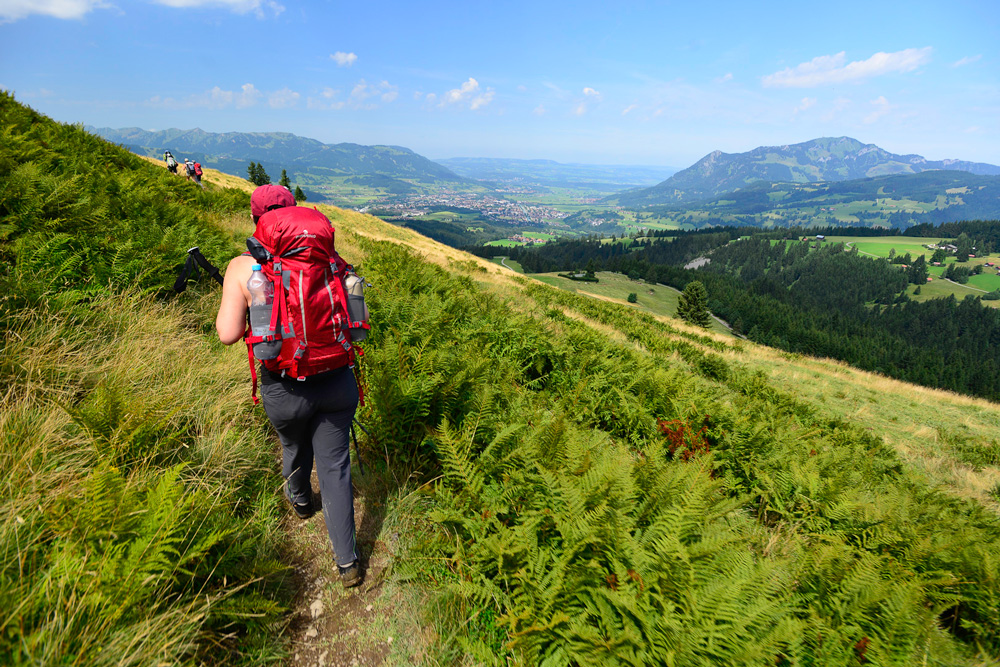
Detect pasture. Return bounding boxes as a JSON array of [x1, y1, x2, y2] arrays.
[[532, 271, 733, 336]]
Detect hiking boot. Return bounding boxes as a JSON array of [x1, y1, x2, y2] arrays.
[[338, 561, 362, 589], [284, 485, 314, 520]]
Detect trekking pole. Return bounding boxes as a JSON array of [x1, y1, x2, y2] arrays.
[[174, 246, 224, 292], [188, 247, 224, 285]]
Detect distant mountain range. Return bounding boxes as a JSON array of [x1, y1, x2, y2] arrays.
[[613, 137, 1000, 206], [435, 157, 676, 193], [88, 126, 466, 201], [644, 170, 1000, 229]]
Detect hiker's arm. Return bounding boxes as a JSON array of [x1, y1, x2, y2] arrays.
[[216, 258, 250, 345]]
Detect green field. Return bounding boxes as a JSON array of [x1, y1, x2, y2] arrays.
[[485, 239, 525, 247], [532, 271, 732, 336], [818, 236, 1000, 307], [490, 256, 524, 273], [824, 236, 945, 257], [522, 231, 556, 241]]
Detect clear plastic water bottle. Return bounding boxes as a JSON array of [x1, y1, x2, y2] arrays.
[[344, 271, 369, 342], [247, 264, 281, 359]]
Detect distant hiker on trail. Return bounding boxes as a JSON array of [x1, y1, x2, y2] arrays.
[[184, 158, 196, 180], [164, 150, 178, 174], [192, 161, 205, 189], [215, 184, 370, 589]]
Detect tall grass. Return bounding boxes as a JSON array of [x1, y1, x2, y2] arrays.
[[0, 290, 289, 664]]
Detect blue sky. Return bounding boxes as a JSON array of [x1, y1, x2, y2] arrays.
[[0, 0, 997, 167]]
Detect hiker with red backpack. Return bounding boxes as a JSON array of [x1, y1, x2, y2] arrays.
[[215, 185, 370, 588]]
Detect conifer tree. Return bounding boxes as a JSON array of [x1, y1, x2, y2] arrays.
[[294, 185, 307, 202], [247, 162, 271, 186], [279, 169, 291, 190], [676, 280, 712, 328]]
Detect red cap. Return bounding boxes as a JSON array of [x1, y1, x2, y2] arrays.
[[251, 184, 296, 218]]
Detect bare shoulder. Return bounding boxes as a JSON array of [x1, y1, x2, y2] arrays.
[[227, 254, 255, 271]]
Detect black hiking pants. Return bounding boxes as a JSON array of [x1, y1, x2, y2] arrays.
[[261, 365, 359, 567]]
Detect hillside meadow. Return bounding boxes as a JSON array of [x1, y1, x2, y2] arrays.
[[5, 93, 1000, 665], [822, 236, 1000, 305]]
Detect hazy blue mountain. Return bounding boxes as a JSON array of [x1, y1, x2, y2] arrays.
[[613, 137, 1000, 206], [89, 126, 465, 185], [436, 157, 676, 192], [648, 170, 1000, 229]]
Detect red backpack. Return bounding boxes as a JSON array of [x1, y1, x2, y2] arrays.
[[193, 162, 203, 176], [243, 206, 369, 404]]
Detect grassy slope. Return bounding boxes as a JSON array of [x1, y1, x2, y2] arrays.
[[8, 100, 1000, 665], [203, 172, 1000, 665], [533, 270, 733, 337]]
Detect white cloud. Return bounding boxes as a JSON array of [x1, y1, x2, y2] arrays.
[[146, 82, 263, 110], [573, 102, 587, 116], [441, 77, 495, 110], [268, 87, 300, 109], [348, 79, 398, 109], [583, 87, 601, 99], [715, 72, 733, 83], [794, 97, 817, 114], [533, 104, 546, 115], [235, 83, 262, 107], [307, 88, 345, 110], [0, 0, 110, 22], [864, 95, 891, 124], [762, 47, 932, 88], [425, 92, 437, 104], [952, 55, 982, 68], [621, 104, 637, 115], [151, 0, 285, 16], [331, 51, 358, 67]]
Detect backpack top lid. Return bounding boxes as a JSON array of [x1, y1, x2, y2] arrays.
[[251, 184, 296, 219], [253, 205, 337, 265]]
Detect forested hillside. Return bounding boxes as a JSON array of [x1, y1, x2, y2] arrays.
[[491, 225, 1000, 400], [6, 94, 1000, 666]]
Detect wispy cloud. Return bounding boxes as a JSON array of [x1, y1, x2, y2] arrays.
[[307, 87, 344, 110], [715, 72, 733, 83], [864, 95, 892, 124], [146, 83, 263, 109], [268, 87, 300, 109], [349, 79, 398, 108], [0, 0, 111, 22], [952, 55, 982, 68], [441, 77, 495, 110], [151, 0, 285, 17], [583, 87, 601, 99], [821, 96, 852, 122], [793, 97, 817, 114], [762, 47, 932, 88], [621, 104, 637, 116], [533, 104, 546, 115], [331, 51, 358, 67]]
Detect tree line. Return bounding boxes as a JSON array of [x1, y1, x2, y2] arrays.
[[474, 221, 1000, 401]]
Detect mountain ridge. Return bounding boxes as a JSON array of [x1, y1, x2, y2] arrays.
[[89, 125, 466, 193], [613, 136, 1000, 206]]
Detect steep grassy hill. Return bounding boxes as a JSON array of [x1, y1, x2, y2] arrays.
[[6, 95, 1000, 666], [615, 136, 1000, 206]]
